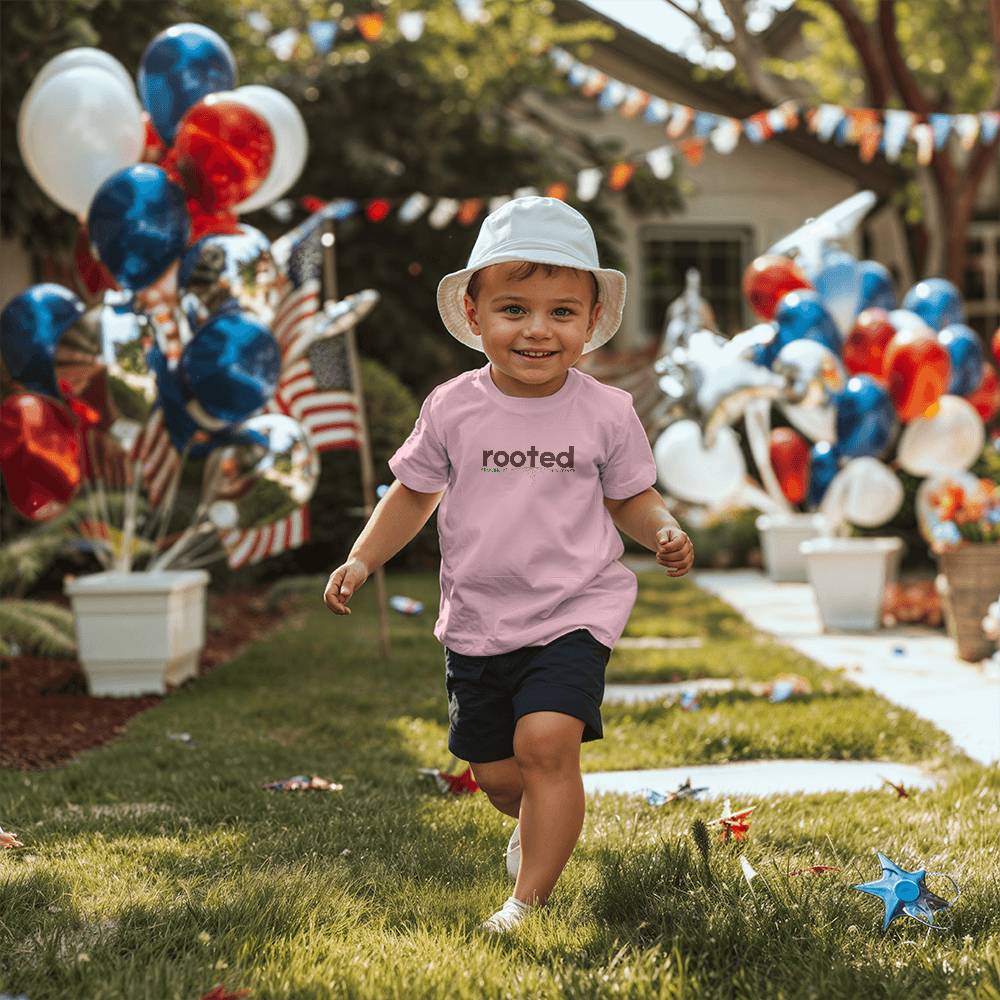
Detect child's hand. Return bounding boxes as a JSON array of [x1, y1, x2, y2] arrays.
[[656, 526, 694, 577], [323, 558, 369, 615]]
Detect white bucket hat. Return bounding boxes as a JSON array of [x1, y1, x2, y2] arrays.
[[436, 196, 627, 354]]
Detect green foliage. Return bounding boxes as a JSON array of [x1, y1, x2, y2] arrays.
[[0, 598, 76, 657], [677, 506, 762, 570], [0, 531, 68, 596]]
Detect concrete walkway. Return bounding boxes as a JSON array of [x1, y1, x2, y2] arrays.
[[582, 759, 940, 800], [687, 568, 1000, 766]]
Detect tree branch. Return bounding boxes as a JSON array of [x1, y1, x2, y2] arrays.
[[660, 0, 731, 52], [715, 0, 797, 104], [877, 0, 931, 113], [822, 0, 891, 106], [990, 0, 1000, 106]]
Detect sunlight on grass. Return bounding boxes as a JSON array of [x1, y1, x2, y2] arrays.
[[2, 569, 998, 998]]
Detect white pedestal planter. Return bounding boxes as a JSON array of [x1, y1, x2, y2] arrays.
[[798, 537, 903, 631], [64, 571, 210, 697], [756, 513, 833, 583]]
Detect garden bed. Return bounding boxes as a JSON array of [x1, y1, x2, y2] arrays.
[[0, 585, 293, 770]]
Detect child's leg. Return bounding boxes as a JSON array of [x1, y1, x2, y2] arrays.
[[469, 757, 522, 818], [510, 710, 585, 906]]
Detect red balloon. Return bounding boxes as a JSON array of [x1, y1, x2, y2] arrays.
[[163, 98, 274, 212], [140, 111, 167, 164], [883, 328, 951, 421], [992, 327, 1000, 365], [769, 427, 810, 504], [186, 201, 241, 242], [843, 307, 895, 378], [967, 363, 1000, 423], [742, 255, 812, 321], [74, 224, 119, 299], [0, 393, 82, 521]]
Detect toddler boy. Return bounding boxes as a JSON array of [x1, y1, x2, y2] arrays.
[[324, 197, 694, 932]]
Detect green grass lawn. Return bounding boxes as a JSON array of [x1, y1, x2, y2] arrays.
[[2, 570, 999, 999]]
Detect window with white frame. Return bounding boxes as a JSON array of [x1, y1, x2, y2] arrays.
[[641, 226, 754, 340], [964, 221, 1000, 339]]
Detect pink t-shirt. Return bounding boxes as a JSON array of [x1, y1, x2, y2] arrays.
[[387, 362, 658, 655]]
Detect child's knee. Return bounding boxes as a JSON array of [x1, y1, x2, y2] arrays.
[[514, 728, 581, 775]]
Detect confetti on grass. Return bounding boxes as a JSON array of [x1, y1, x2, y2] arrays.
[[418, 764, 479, 795], [643, 778, 708, 805], [709, 800, 755, 842], [789, 865, 842, 876], [261, 775, 343, 792], [0, 826, 24, 849]]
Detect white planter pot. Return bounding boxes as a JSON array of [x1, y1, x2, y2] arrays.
[[756, 513, 833, 583], [64, 570, 210, 697], [798, 537, 903, 631]]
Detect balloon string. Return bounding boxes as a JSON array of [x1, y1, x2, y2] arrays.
[[151, 519, 215, 571], [145, 442, 191, 559], [83, 428, 116, 561], [743, 399, 793, 513], [164, 527, 222, 571], [76, 471, 112, 570]]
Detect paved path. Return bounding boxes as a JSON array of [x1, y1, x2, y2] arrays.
[[582, 759, 939, 800], [688, 568, 1000, 766]]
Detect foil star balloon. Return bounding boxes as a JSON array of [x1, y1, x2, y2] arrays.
[[853, 852, 958, 930]]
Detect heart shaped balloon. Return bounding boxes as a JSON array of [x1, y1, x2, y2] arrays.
[[0, 392, 82, 521], [653, 419, 746, 505]]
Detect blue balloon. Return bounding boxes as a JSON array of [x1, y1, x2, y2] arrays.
[[902, 278, 964, 331], [88, 165, 190, 291], [857, 260, 897, 312], [0, 284, 84, 398], [773, 289, 843, 359], [137, 23, 237, 145], [807, 441, 840, 507], [181, 311, 280, 428], [147, 343, 200, 453], [834, 375, 897, 458], [938, 323, 984, 396], [813, 249, 863, 334]]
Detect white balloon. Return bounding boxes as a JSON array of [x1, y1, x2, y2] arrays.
[[653, 419, 746, 505], [779, 399, 837, 443], [20, 66, 143, 216], [228, 85, 308, 213], [897, 395, 985, 476], [18, 50, 136, 195], [888, 308, 934, 337], [820, 456, 903, 528], [31, 47, 134, 94]]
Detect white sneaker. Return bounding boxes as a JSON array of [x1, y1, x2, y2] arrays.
[[504, 823, 520, 881], [480, 895, 533, 933]]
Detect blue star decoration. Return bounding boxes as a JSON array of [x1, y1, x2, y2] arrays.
[[853, 852, 956, 930]]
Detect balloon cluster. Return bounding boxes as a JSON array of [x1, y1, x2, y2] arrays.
[[3, 27, 375, 573], [652, 191, 998, 541]]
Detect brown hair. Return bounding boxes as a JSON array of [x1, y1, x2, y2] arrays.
[[466, 261, 599, 308]]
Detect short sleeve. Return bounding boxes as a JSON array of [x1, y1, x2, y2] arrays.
[[600, 404, 658, 500], [388, 390, 451, 493]]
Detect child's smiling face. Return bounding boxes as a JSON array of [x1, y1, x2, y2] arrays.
[[462, 262, 603, 397]]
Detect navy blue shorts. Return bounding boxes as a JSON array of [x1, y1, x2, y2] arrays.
[[443, 628, 613, 764]]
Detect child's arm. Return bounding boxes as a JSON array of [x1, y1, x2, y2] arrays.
[[323, 480, 445, 615], [605, 489, 695, 577]]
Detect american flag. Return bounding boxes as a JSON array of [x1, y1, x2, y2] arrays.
[[218, 218, 364, 568], [219, 504, 311, 570], [131, 406, 182, 509]]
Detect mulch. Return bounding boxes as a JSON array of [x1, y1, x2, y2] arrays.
[[0, 587, 293, 772]]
